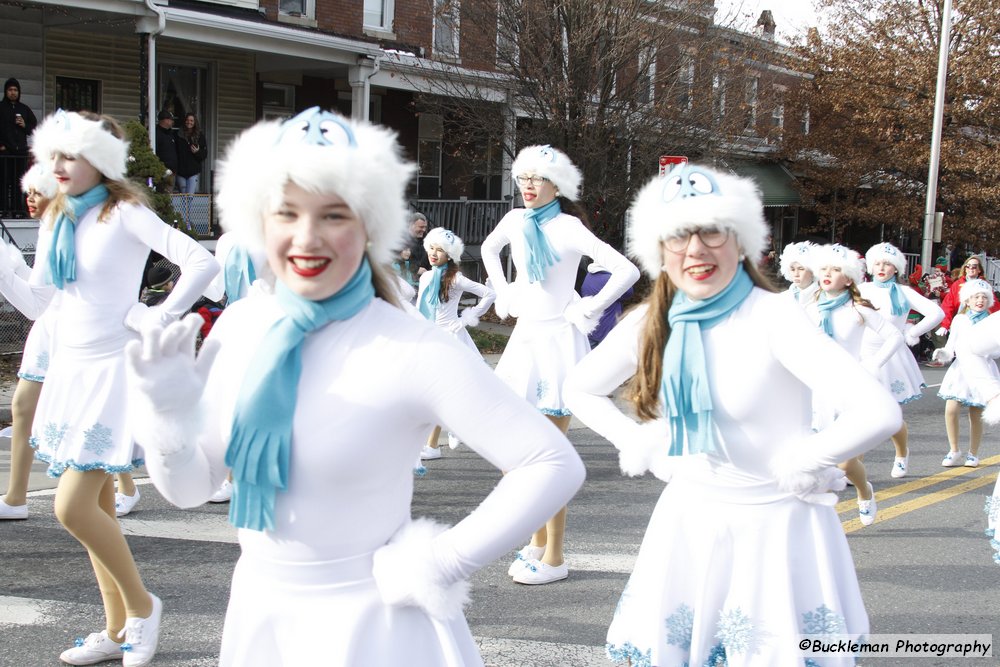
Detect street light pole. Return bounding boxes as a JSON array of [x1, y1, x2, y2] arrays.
[[921, 0, 953, 271]]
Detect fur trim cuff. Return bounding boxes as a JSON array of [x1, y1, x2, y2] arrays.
[[372, 517, 470, 620]]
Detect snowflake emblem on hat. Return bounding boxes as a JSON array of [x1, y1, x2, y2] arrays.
[[277, 107, 356, 148], [661, 164, 721, 203], [880, 243, 898, 256], [538, 145, 556, 162]]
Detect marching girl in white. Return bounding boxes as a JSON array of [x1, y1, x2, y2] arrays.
[[858, 242, 944, 478], [416, 227, 495, 460], [481, 144, 639, 585], [0, 110, 218, 666], [0, 164, 59, 521], [563, 164, 901, 666], [123, 108, 585, 666], [805, 244, 903, 526], [931, 278, 999, 468], [779, 240, 818, 307]]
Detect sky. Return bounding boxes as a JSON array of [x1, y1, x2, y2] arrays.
[[713, 0, 823, 42]]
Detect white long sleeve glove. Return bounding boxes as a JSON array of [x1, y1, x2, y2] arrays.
[[904, 332, 921, 347], [493, 282, 519, 320], [459, 308, 480, 328], [932, 347, 954, 364], [770, 442, 849, 505], [563, 295, 601, 336], [616, 418, 676, 482], [124, 302, 177, 335], [124, 314, 220, 458], [935, 326, 948, 337]]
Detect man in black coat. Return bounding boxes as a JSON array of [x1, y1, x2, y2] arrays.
[[0, 77, 37, 216], [154, 110, 179, 192]]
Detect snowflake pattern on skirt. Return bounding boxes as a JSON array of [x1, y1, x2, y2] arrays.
[[890, 380, 906, 396], [801, 605, 846, 636], [82, 423, 114, 456], [665, 604, 694, 650]]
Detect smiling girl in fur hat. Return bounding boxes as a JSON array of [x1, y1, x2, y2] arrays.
[[563, 163, 901, 666], [805, 243, 904, 527], [123, 109, 584, 666], [0, 110, 219, 666], [858, 242, 945, 478], [481, 144, 639, 585], [417, 227, 495, 459]]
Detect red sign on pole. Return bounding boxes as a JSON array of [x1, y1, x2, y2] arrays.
[[659, 155, 688, 176]]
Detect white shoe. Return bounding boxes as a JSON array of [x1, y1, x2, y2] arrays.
[[420, 445, 442, 460], [209, 479, 233, 503], [964, 453, 980, 468], [447, 433, 461, 450], [118, 593, 162, 667], [59, 630, 122, 665], [890, 455, 908, 478], [0, 497, 28, 520], [858, 482, 877, 527], [115, 489, 141, 517], [512, 559, 569, 585], [507, 543, 546, 576], [941, 450, 965, 467]]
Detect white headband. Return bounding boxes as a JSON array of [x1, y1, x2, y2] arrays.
[[31, 110, 128, 181]]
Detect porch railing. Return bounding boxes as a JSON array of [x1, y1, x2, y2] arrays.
[[412, 199, 512, 245]]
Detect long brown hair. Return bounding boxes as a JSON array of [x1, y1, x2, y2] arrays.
[[439, 261, 460, 302], [181, 113, 201, 142], [630, 259, 777, 421], [370, 258, 401, 308], [45, 112, 148, 228]]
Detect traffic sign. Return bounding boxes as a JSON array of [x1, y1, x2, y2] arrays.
[[659, 155, 688, 176]]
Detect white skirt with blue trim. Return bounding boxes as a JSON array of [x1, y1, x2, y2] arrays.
[[494, 314, 590, 417], [606, 474, 867, 667], [867, 345, 926, 404], [17, 312, 57, 383], [938, 356, 1000, 408], [29, 331, 143, 477]]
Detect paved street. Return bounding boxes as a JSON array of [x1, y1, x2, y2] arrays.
[[1, 363, 998, 666]]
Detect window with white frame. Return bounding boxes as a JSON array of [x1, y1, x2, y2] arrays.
[[364, 0, 395, 33], [279, 0, 314, 18], [745, 75, 759, 131], [712, 72, 726, 119], [434, 0, 460, 59], [800, 105, 810, 135], [676, 52, 693, 111], [638, 47, 656, 105], [496, 11, 519, 67], [771, 84, 786, 131], [417, 114, 443, 199]]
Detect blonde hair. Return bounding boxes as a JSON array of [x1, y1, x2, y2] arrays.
[[370, 258, 401, 308], [630, 260, 776, 421], [46, 112, 148, 228]]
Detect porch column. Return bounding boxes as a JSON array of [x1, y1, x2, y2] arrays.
[[501, 97, 516, 201], [348, 55, 378, 121]]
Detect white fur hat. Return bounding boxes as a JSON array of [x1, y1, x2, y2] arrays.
[[511, 145, 582, 201], [627, 163, 769, 278], [21, 163, 57, 199], [779, 241, 815, 282], [215, 108, 416, 266], [423, 227, 465, 264], [810, 243, 865, 286], [864, 242, 907, 278], [30, 110, 128, 181], [959, 278, 995, 307]]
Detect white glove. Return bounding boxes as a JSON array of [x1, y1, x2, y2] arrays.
[[124, 313, 220, 415], [563, 295, 601, 336], [493, 283, 519, 320], [770, 442, 846, 505], [372, 517, 470, 620], [983, 396, 1000, 425], [616, 418, 677, 482], [904, 332, 920, 347], [459, 309, 480, 328], [124, 302, 177, 334], [931, 347, 954, 364], [935, 326, 948, 337]]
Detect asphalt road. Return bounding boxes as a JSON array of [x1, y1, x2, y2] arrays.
[[1, 364, 998, 666]]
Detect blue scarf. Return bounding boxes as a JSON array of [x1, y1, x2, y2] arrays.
[[969, 309, 989, 325], [48, 184, 109, 289], [226, 259, 375, 531], [662, 265, 754, 457], [418, 264, 445, 320], [874, 277, 909, 316], [816, 291, 851, 338], [223, 244, 257, 304], [523, 199, 561, 283]]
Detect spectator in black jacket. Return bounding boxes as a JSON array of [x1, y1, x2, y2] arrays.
[[0, 77, 37, 216], [154, 110, 179, 191], [176, 112, 208, 194]]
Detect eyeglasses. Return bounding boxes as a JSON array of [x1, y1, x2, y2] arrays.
[[515, 175, 548, 187], [967, 264, 981, 270], [663, 227, 731, 253]]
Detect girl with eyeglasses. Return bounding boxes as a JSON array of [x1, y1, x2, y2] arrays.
[[481, 144, 639, 585], [564, 164, 900, 666]]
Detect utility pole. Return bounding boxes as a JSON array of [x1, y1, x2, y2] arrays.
[[921, 0, 953, 270]]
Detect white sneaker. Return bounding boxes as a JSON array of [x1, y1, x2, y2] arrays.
[[447, 433, 461, 450], [209, 479, 233, 503], [512, 559, 569, 585], [420, 445, 442, 460], [890, 455, 909, 478], [115, 489, 141, 517], [118, 593, 162, 667], [964, 453, 980, 468], [0, 497, 28, 520], [858, 482, 877, 527], [941, 450, 965, 467], [59, 630, 122, 665], [507, 543, 546, 576]]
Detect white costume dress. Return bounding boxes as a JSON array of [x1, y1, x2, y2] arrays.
[[2, 246, 61, 382], [804, 299, 902, 429], [0, 202, 217, 476], [783, 281, 819, 307], [938, 313, 1000, 407], [965, 312, 1000, 564], [416, 271, 495, 352], [482, 209, 638, 416], [858, 282, 943, 403], [564, 288, 901, 666], [136, 297, 585, 666]]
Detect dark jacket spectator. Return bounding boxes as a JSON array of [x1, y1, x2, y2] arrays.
[[154, 111, 179, 174], [0, 78, 37, 155]]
